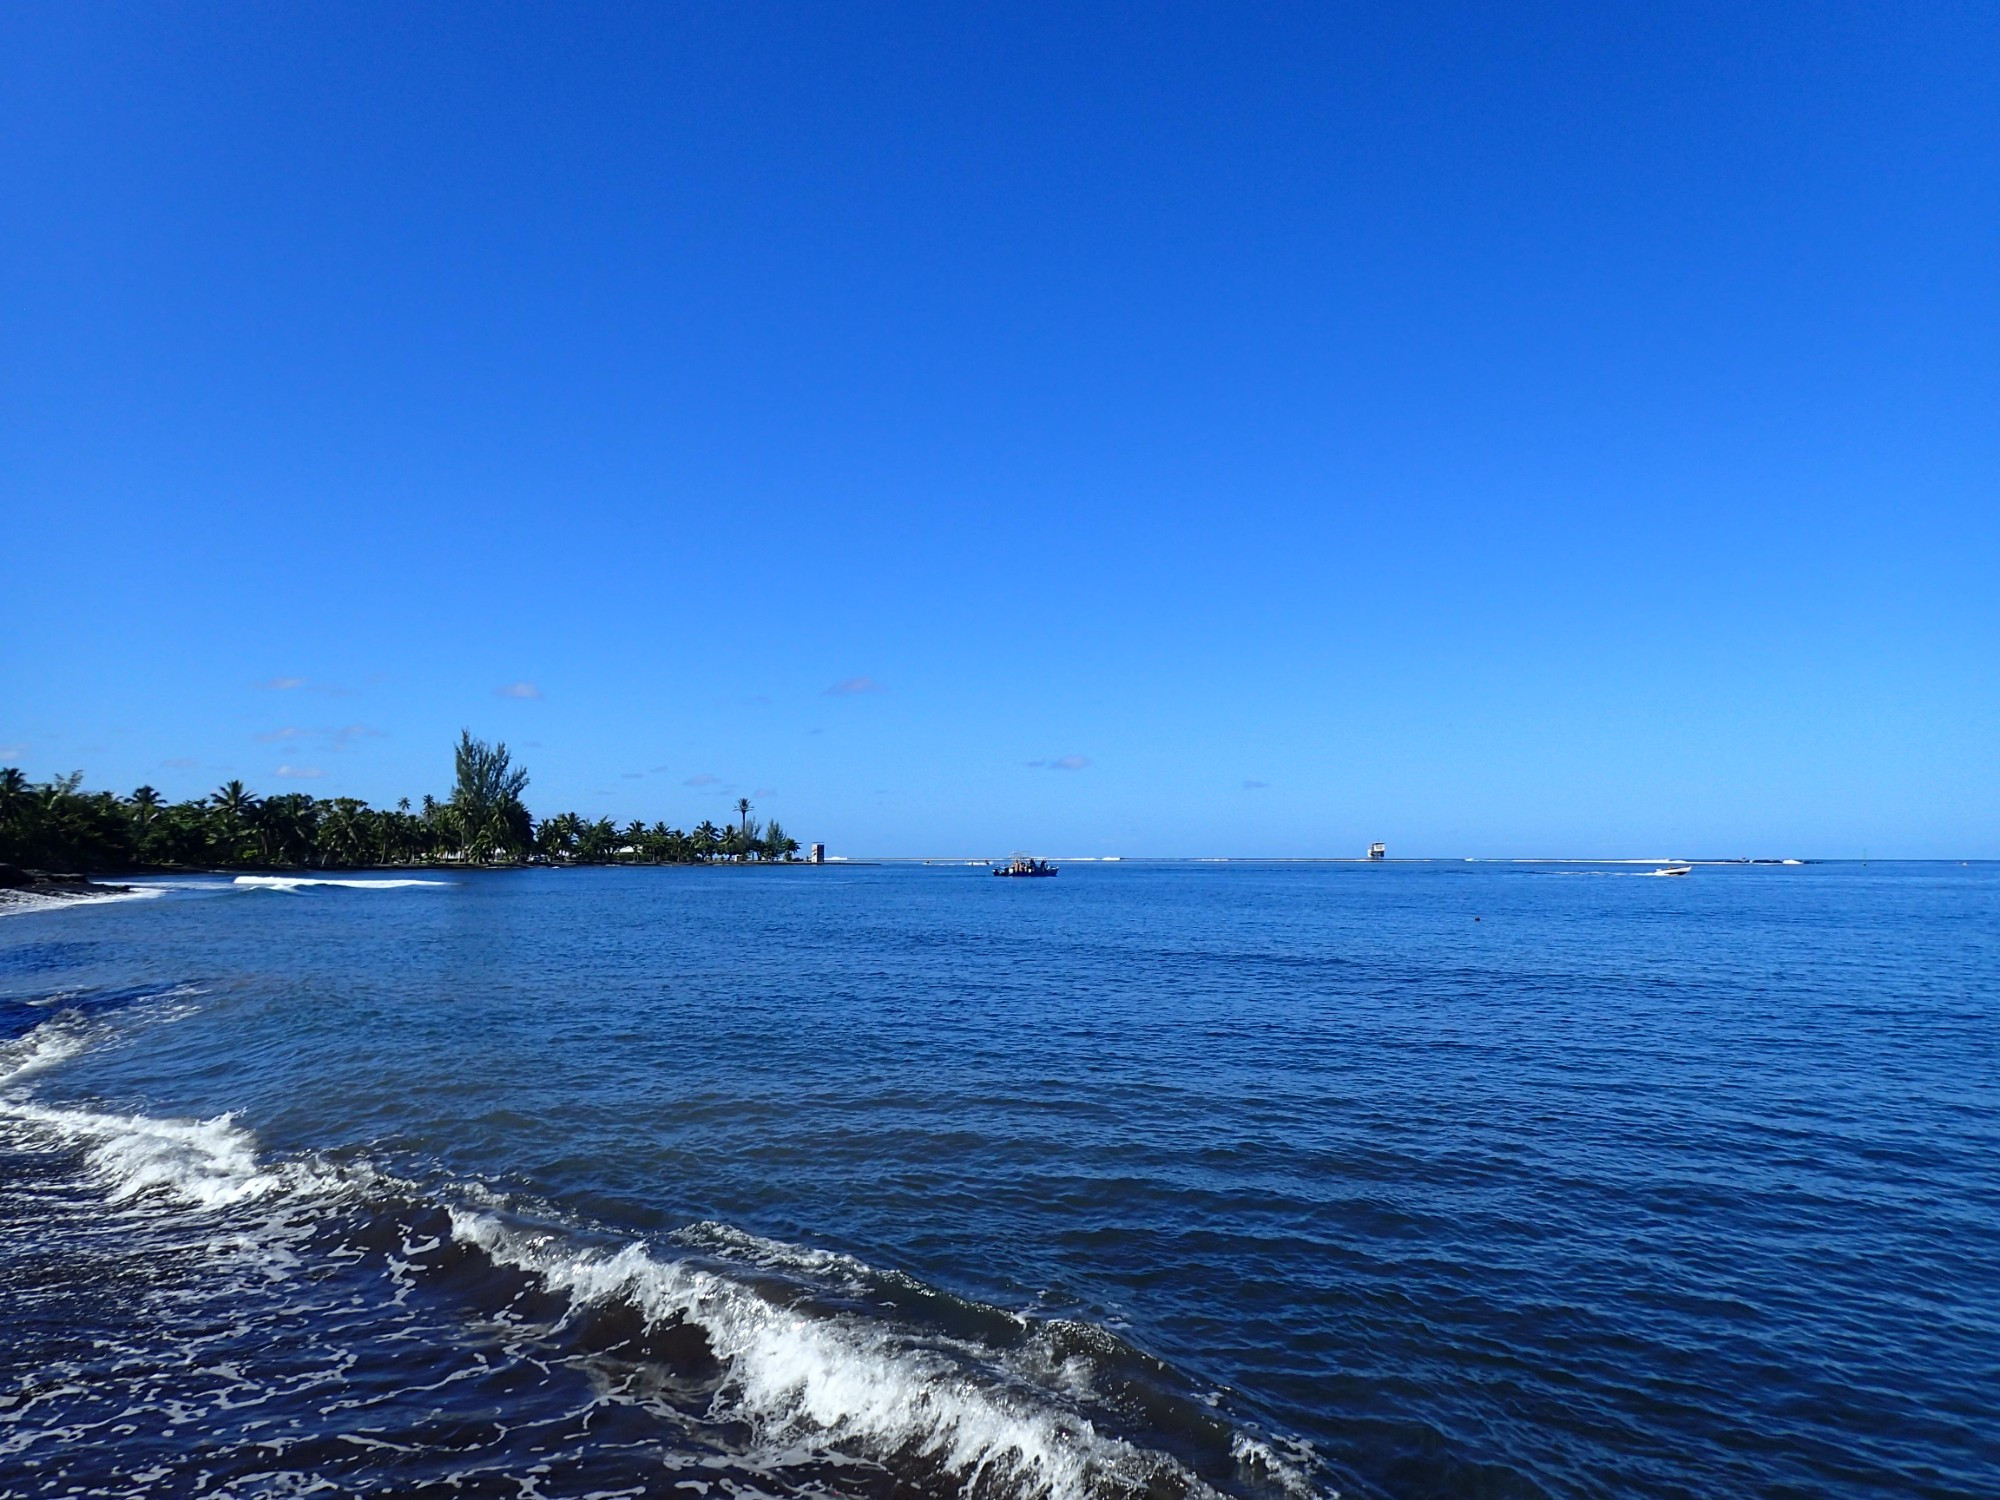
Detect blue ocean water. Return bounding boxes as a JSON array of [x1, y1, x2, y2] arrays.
[[1, 862, 1995, 1500]]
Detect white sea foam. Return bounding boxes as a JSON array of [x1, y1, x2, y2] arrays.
[[1229, 1432, 1325, 1500], [2, 1100, 284, 1207], [0, 884, 168, 917], [453, 1209, 1216, 1500], [233, 875, 451, 891], [0, 1092, 335, 1210], [0, 1016, 97, 1084], [0, 986, 206, 1090], [0, 1092, 365, 1215], [0, 1010, 340, 1211], [676, 1219, 889, 1291]]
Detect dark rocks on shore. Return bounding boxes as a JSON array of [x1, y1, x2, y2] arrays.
[[0, 864, 133, 896]]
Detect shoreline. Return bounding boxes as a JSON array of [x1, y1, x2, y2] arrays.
[[0, 868, 151, 915]]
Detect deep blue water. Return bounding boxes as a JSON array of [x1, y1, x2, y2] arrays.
[[2, 862, 1995, 1500]]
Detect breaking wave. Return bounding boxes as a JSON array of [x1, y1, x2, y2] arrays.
[[0, 1012, 98, 1082], [0, 1097, 349, 1210], [0, 1008, 351, 1211], [0, 1007, 1326, 1500], [454, 1208, 1245, 1500], [232, 875, 452, 891]]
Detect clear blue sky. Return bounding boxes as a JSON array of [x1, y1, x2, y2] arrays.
[[3, 3, 1995, 857]]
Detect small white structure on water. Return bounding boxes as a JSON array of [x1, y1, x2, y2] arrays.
[[808, 843, 825, 864], [1367, 842, 1387, 861]]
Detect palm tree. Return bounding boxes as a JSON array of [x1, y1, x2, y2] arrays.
[[319, 799, 368, 867], [0, 767, 25, 822], [1, 735, 814, 875], [127, 786, 164, 849], [211, 779, 260, 820], [580, 817, 618, 862], [210, 779, 260, 861], [448, 730, 532, 862], [535, 811, 578, 861]]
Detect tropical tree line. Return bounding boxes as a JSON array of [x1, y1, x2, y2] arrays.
[[0, 732, 803, 873]]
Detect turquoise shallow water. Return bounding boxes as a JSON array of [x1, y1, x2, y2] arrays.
[[2, 862, 1996, 1499]]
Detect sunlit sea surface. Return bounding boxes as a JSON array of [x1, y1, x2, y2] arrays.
[[2, 862, 1994, 1500]]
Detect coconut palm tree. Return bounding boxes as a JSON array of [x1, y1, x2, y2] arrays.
[[126, 787, 164, 859], [576, 818, 616, 862], [209, 779, 261, 861], [211, 779, 258, 818], [0, 767, 26, 822], [0, 736, 814, 873]]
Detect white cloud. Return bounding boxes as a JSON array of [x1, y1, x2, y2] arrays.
[[496, 682, 543, 699], [684, 773, 720, 786], [273, 765, 326, 779], [257, 724, 380, 751], [1048, 755, 1091, 771], [824, 676, 885, 696], [253, 676, 356, 696], [0, 743, 26, 758], [1243, 779, 1269, 790]]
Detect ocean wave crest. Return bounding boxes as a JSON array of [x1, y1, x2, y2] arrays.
[[0, 1003, 1323, 1500], [0, 1013, 99, 1083], [454, 1207, 1235, 1500], [0, 1097, 349, 1210], [233, 875, 452, 891]]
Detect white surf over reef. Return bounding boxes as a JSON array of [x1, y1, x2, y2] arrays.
[[233, 875, 451, 891]]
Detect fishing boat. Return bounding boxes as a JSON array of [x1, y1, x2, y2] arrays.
[[993, 855, 1058, 877]]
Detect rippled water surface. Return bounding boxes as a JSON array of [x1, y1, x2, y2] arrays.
[[2, 862, 1995, 1499]]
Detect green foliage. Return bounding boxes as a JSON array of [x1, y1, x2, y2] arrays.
[[448, 731, 533, 861], [761, 819, 800, 862], [0, 742, 813, 873], [0, 769, 450, 872]]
